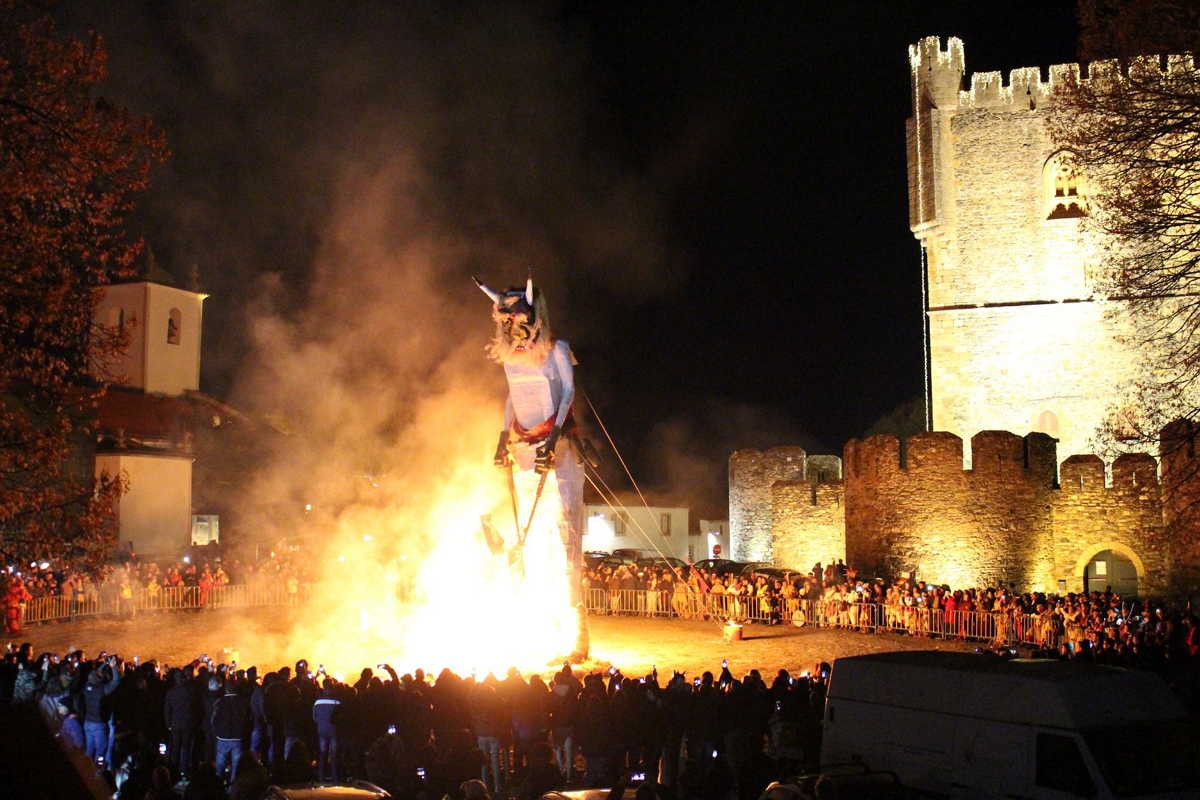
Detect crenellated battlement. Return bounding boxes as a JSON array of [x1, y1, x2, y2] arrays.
[[846, 425, 1159, 491], [909, 35, 1197, 113], [845, 428, 1058, 484]]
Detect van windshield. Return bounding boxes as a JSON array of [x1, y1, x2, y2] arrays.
[[1084, 721, 1200, 797]]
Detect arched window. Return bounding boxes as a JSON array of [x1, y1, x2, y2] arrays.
[[1034, 410, 1060, 438], [167, 308, 181, 345], [1043, 151, 1087, 219]]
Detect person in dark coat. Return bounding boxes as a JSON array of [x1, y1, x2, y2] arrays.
[[264, 666, 291, 766], [548, 668, 580, 784], [576, 675, 614, 786], [249, 669, 270, 761], [82, 658, 121, 764], [164, 669, 199, 776], [212, 677, 250, 782]]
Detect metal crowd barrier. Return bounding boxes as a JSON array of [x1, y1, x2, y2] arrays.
[[17, 581, 307, 626], [580, 588, 1058, 649], [19, 581, 1061, 651]]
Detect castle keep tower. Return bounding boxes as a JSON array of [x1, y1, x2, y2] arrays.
[[906, 37, 1145, 462]]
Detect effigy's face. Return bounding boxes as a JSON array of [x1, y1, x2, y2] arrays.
[[495, 295, 539, 351]]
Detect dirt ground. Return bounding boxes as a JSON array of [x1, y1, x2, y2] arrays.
[[12, 608, 979, 679]]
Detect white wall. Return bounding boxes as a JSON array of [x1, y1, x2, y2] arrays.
[[94, 283, 147, 389], [96, 453, 193, 556], [93, 282, 206, 397], [699, 518, 731, 561], [583, 504, 692, 561]]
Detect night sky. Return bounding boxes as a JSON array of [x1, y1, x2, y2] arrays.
[[59, 1, 1082, 515]]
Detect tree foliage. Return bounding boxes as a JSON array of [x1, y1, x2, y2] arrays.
[[1049, 0, 1200, 443], [0, 1, 167, 572]]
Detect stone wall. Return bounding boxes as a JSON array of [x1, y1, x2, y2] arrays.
[[906, 36, 1170, 464], [1161, 420, 1200, 588], [844, 430, 1058, 588], [1052, 453, 1166, 594], [831, 424, 1188, 592], [729, 447, 806, 561], [770, 480, 845, 572]]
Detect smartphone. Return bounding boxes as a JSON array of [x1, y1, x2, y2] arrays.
[[775, 700, 782, 712], [417, 767, 426, 780], [608, 666, 617, 676], [387, 725, 397, 735], [158, 742, 167, 756], [711, 749, 718, 759], [693, 677, 701, 687], [721, 659, 728, 668], [631, 772, 646, 782], [788, 676, 795, 685]]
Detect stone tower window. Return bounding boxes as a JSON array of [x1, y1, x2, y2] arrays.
[[1044, 152, 1087, 219], [167, 308, 181, 345]]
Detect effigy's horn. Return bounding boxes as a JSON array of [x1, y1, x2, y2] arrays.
[[473, 276, 500, 303], [525, 276, 534, 306]]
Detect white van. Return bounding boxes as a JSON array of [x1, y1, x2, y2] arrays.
[[820, 651, 1200, 798]]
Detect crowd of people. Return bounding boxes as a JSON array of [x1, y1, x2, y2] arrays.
[[3, 545, 312, 633], [582, 560, 1200, 677], [2, 645, 830, 800]]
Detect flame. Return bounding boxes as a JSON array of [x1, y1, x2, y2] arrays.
[[286, 455, 577, 676]]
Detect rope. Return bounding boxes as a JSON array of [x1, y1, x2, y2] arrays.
[[583, 461, 688, 586], [582, 391, 655, 519]]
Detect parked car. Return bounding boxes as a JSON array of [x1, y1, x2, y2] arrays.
[[611, 548, 642, 563], [543, 790, 638, 800], [265, 781, 391, 799], [636, 555, 687, 572], [691, 558, 741, 575], [742, 564, 794, 581], [583, 551, 612, 570]]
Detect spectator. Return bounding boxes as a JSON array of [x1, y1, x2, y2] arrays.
[[313, 681, 342, 781], [212, 676, 249, 782]]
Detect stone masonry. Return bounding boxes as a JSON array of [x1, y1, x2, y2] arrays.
[[905, 37, 1188, 463], [728, 447, 839, 562]]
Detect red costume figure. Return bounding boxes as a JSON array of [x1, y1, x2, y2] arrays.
[[4, 577, 33, 634]]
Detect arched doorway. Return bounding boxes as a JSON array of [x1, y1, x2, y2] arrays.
[[1083, 549, 1139, 596]]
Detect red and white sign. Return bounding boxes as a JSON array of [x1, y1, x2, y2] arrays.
[[712, 544, 722, 557]]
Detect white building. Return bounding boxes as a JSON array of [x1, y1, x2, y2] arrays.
[[92, 278, 208, 556], [698, 518, 731, 562], [583, 501, 698, 561]]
